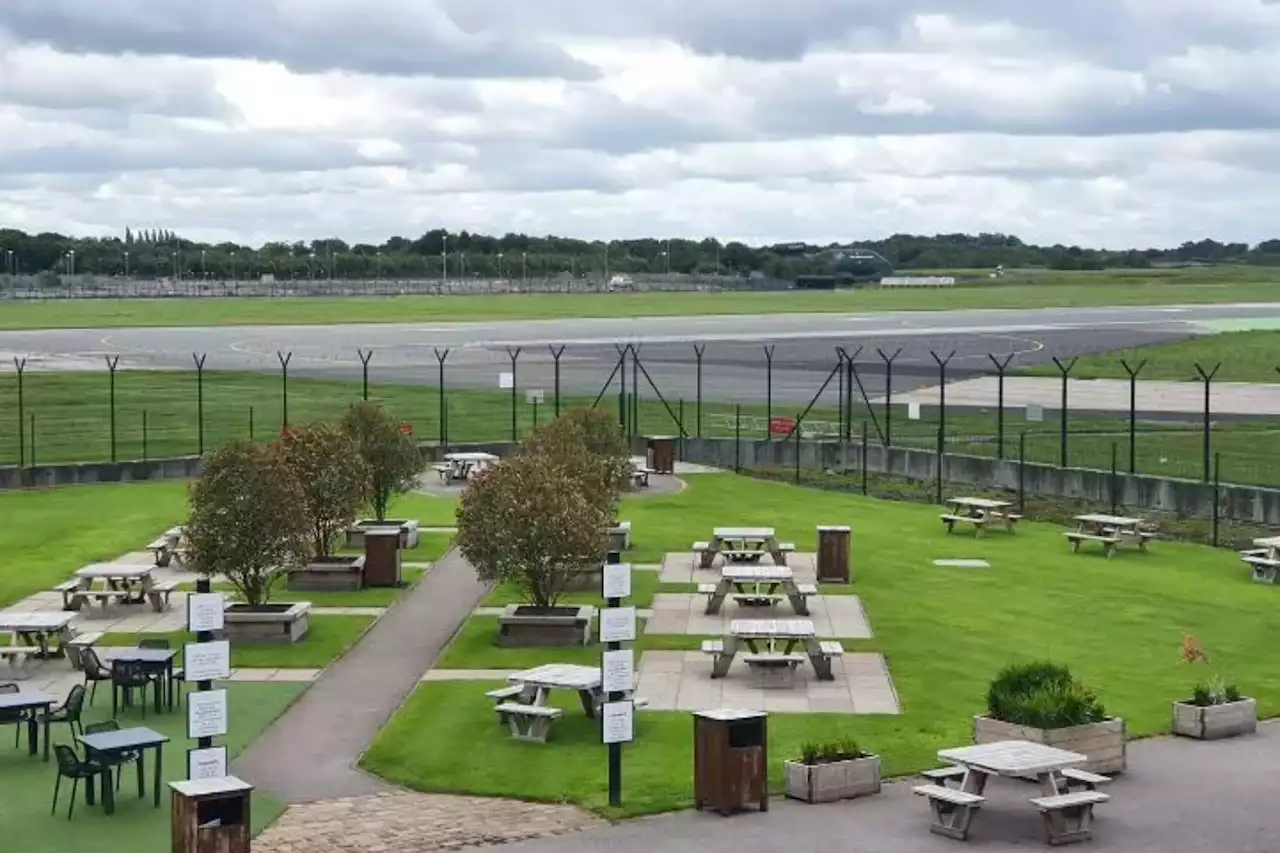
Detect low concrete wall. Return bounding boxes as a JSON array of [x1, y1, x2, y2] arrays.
[[0, 455, 204, 489], [675, 437, 1280, 525]]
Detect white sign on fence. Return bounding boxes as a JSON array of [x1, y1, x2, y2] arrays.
[[499, 372, 514, 389], [908, 402, 921, 421], [599, 606, 637, 643], [1025, 404, 1045, 422]]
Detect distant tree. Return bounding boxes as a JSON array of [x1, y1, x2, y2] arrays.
[[456, 451, 609, 609], [340, 402, 423, 520], [184, 441, 309, 608], [519, 407, 631, 518], [280, 422, 371, 558]]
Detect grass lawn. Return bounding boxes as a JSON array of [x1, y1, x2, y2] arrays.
[[363, 472, 1280, 817], [1021, 329, 1280, 383], [97, 614, 376, 668], [0, 682, 303, 853], [176, 566, 426, 607], [3, 270, 1278, 331], [483, 568, 667, 609]]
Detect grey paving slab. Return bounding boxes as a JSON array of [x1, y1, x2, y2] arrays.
[[471, 720, 1280, 853], [644, 593, 871, 638], [421, 668, 514, 681], [232, 548, 489, 803]]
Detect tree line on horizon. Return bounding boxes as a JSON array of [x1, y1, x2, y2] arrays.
[[2, 226, 1279, 281]]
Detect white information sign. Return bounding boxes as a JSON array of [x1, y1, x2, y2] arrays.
[[601, 648, 634, 693], [526, 388, 544, 403], [187, 688, 229, 739], [1025, 404, 1044, 422], [187, 746, 227, 781], [184, 640, 231, 682], [599, 606, 636, 643], [908, 402, 921, 421], [601, 700, 634, 744], [187, 593, 225, 633], [499, 372, 514, 389], [602, 563, 631, 600]]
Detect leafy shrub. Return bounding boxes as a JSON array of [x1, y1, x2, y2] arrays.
[[986, 661, 1106, 729], [799, 737, 868, 765]]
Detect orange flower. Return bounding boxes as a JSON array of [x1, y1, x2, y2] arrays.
[[1180, 633, 1208, 665]]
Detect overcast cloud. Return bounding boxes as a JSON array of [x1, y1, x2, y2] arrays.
[[3, 0, 1280, 246]]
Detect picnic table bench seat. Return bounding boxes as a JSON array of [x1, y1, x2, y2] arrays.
[[742, 652, 806, 687], [696, 583, 719, 596], [494, 702, 563, 743], [794, 583, 818, 596], [1064, 531, 1121, 556], [817, 640, 844, 657], [914, 784, 985, 840], [1029, 790, 1109, 845], [922, 765, 967, 786], [146, 580, 179, 612], [1242, 554, 1280, 584], [700, 639, 724, 655], [54, 579, 85, 610], [0, 646, 34, 679], [731, 593, 782, 608], [940, 513, 988, 535], [1058, 767, 1110, 792], [64, 631, 104, 671]]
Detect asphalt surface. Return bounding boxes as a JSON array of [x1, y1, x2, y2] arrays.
[[2, 303, 1276, 405]]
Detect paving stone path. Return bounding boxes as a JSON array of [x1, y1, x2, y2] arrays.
[[255, 791, 602, 853], [232, 548, 489, 803]]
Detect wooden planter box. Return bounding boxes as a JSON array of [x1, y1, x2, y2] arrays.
[[222, 602, 312, 645], [1172, 698, 1256, 740], [497, 604, 594, 647], [784, 754, 880, 803], [286, 556, 365, 592], [973, 716, 1126, 774], [345, 519, 420, 550]]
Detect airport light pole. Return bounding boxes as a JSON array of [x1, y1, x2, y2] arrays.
[[123, 251, 129, 278], [442, 236, 448, 280]]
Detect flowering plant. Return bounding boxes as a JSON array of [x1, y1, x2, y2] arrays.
[[1180, 634, 1241, 707]]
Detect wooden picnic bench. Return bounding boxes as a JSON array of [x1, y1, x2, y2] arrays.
[[914, 784, 986, 840], [704, 620, 842, 682], [701, 565, 814, 616], [1243, 537, 1280, 584], [941, 497, 1020, 538], [631, 466, 654, 488], [1067, 514, 1154, 557], [1029, 790, 1110, 845]]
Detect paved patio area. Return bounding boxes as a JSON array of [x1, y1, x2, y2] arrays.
[[644, 593, 871, 638], [476, 721, 1280, 853], [659, 552, 818, 584]]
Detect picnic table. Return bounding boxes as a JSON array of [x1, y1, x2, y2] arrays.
[[0, 612, 78, 676], [694, 527, 794, 569], [435, 452, 499, 483], [700, 565, 816, 616], [1066, 514, 1154, 557], [147, 526, 186, 567], [916, 740, 1110, 844], [483, 663, 644, 743], [702, 619, 843, 684], [940, 497, 1020, 537], [0, 690, 55, 760], [1241, 536, 1280, 583], [630, 461, 655, 488], [77, 726, 169, 814], [58, 563, 176, 613]]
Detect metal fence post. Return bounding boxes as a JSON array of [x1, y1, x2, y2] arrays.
[[793, 426, 801, 484], [277, 351, 292, 429], [1194, 362, 1221, 482], [1120, 358, 1147, 473], [631, 344, 640, 437], [434, 348, 449, 445], [1212, 451, 1221, 547], [248, 406, 254, 441], [1018, 431, 1026, 514], [105, 355, 120, 462], [357, 349, 373, 401], [988, 354, 1014, 459], [506, 346, 522, 441], [14, 357, 26, 468], [935, 426, 944, 505], [616, 344, 628, 436], [693, 343, 705, 437], [861, 420, 868, 495], [548, 345, 565, 417], [764, 345, 775, 440], [143, 410, 149, 462], [734, 404, 741, 473], [192, 353, 207, 455], [877, 348, 902, 447], [931, 350, 955, 455], [1110, 442, 1118, 516], [1052, 357, 1077, 468]]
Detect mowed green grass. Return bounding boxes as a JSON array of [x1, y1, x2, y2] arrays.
[[1022, 329, 1280, 383], [362, 472, 1280, 817], [2, 271, 1278, 331], [0, 682, 303, 853]]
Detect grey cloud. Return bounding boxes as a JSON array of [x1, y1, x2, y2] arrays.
[[0, 0, 599, 80]]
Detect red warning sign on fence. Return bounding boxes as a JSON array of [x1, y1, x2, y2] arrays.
[[768, 416, 795, 437], [398, 422, 413, 437]]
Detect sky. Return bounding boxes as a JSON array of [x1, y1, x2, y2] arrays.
[[3, 1, 1280, 248]]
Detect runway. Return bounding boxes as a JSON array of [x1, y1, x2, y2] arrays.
[[1, 302, 1276, 405]]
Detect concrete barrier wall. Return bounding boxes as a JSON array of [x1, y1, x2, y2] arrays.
[[673, 437, 1280, 525]]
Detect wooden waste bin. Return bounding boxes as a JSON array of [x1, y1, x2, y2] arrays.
[[170, 776, 253, 853], [816, 525, 852, 583], [362, 527, 403, 588], [646, 436, 677, 475], [693, 709, 768, 816]]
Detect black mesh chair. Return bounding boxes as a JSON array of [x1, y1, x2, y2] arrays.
[[138, 638, 183, 708], [79, 648, 114, 706], [35, 684, 86, 741], [0, 682, 26, 748], [50, 743, 107, 820], [83, 720, 140, 792], [111, 660, 154, 719]]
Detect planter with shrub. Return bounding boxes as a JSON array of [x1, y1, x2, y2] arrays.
[[973, 661, 1125, 774], [784, 739, 880, 803], [1171, 634, 1256, 740]]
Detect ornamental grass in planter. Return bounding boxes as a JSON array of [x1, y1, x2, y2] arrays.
[[784, 738, 880, 803], [974, 661, 1125, 774], [1171, 634, 1256, 740]]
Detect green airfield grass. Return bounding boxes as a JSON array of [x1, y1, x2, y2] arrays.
[[363, 472, 1280, 817], [2, 270, 1278, 331]]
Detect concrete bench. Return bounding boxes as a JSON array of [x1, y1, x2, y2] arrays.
[[817, 641, 844, 658], [88, 589, 140, 610], [146, 580, 179, 612], [731, 593, 781, 608], [777, 542, 796, 552], [697, 583, 720, 596], [631, 469, 651, 488], [921, 766, 967, 787], [915, 784, 985, 840], [147, 537, 173, 566], [1065, 531, 1121, 557], [486, 685, 527, 724], [1029, 790, 1109, 845], [700, 639, 724, 655], [692, 541, 712, 567], [0, 646, 34, 679], [940, 514, 988, 537], [64, 632, 104, 671], [914, 784, 985, 840], [495, 703, 563, 743], [1242, 554, 1280, 584], [1058, 767, 1110, 792], [794, 583, 818, 596], [54, 579, 87, 611]]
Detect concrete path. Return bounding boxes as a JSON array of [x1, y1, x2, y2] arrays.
[[477, 721, 1280, 853], [232, 549, 488, 803]]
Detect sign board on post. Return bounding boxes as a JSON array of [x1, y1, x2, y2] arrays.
[[602, 563, 631, 600], [526, 389, 544, 404], [908, 402, 921, 421], [499, 372, 514, 389], [187, 689, 229, 739], [187, 594, 225, 632], [769, 416, 795, 437], [601, 648, 634, 693], [1025, 404, 1044, 422], [184, 640, 231, 683], [600, 607, 637, 643], [398, 422, 413, 437], [187, 746, 228, 781], [602, 700, 634, 745]]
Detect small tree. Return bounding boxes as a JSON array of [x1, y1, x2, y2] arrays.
[[185, 441, 309, 608], [519, 408, 631, 516], [340, 402, 423, 520], [280, 422, 370, 558], [456, 452, 609, 608]]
